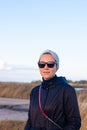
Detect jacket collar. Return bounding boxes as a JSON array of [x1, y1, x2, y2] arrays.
[[41, 75, 58, 88], [41, 75, 67, 89]]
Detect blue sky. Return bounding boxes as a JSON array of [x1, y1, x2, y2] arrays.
[[0, 0, 87, 82]]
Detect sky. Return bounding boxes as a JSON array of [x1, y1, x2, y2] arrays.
[[0, 0, 87, 82]]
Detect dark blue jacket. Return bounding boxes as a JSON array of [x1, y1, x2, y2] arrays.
[[24, 75, 81, 130]]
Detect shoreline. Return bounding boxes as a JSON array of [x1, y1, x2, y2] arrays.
[[0, 98, 29, 121]]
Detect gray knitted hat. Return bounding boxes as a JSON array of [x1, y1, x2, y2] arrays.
[[39, 49, 59, 70]]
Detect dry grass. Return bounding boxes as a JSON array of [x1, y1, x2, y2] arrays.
[[0, 81, 40, 99], [0, 81, 87, 130], [76, 90, 87, 130], [0, 121, 26, 130], [69, 82, 87, 88]]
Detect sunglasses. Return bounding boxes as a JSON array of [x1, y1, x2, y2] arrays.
[[38, 62, 56, 68]]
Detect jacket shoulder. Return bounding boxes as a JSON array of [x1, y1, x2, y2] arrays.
[[30, 85, 40, 95]]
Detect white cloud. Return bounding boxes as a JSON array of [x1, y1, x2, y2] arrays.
[[0, 60, 12, 70], [0, 60, 5, 70], [0, 60, 38, 71]]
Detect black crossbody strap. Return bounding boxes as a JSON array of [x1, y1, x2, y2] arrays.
[[38, 85, 63, 130]]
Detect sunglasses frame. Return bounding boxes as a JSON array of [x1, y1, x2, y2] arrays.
[[38, 61, 56, 68]]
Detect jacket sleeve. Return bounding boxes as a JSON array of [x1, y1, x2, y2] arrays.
[[63, 86, 81, 130]]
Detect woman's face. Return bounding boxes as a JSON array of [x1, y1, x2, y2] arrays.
[[38, 53, 57, 80]]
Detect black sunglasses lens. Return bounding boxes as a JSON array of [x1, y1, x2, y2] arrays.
[[47, 63, 55, 68], [38, 62, 56, 68], [38, 63, 45, 68]]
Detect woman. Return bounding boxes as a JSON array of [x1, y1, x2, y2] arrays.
[[24, 49, 81, 130]]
